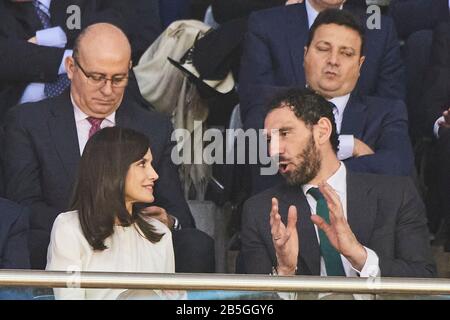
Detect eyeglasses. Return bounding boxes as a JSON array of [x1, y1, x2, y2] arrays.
[[73, 57, 129, 88]]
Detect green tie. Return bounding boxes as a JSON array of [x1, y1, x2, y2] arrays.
[[307, 187, 346, 276]]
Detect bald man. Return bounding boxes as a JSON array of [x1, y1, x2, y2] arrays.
[[1, 23, 214, 272], [0, 0, 131, 121]]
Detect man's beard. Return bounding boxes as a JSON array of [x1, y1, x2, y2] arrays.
[[281, 136, 321, 187]]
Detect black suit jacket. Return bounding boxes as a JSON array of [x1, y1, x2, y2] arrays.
[[240, 171, 436, 277], [0, 198, 30, 269], [0, 0, 129, 120], [239, 2, 405, 123], [1, 90, 194, 269]]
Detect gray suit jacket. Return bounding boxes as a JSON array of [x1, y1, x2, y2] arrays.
[[240, 171, 436, 277]]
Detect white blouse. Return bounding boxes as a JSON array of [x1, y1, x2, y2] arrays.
[[46, 211, 176, 300]]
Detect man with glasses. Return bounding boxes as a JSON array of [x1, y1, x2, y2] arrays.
[[0, 0, 131, 121], [1, 23, 215, 272]]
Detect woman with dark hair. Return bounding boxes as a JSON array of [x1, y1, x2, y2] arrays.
[[46, 127, 178, 299]]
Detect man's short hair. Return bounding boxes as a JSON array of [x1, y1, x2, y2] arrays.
[[306, 8, 365, 56], [266, 87, 340, 154]]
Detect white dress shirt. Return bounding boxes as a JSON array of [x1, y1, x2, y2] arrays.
[[302, 163, 380, 278], [305, 0, 344, 28], [46, 211, 176, 300], [72, 96, 116, 154], [20, 0, 73, 104]]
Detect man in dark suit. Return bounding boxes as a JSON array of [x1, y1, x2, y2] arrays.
[[240, 88, 436, 278], [239, 0, 405, 128], [0, 0, 162, 120], [0, 198, 30, 269], [0, 0, 129, 120], [247, 9, 413, 195], [1, 23, 214, 271]]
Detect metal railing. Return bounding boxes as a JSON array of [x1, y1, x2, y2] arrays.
[[0, 270, 450, 295]]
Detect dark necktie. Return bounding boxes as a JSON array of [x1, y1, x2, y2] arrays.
[[87, 117, 104, 138], [33, 0, 71, 98], [307, 187, 346, 276]]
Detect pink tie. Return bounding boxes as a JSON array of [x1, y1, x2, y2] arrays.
[[87, 117, 104, 138]]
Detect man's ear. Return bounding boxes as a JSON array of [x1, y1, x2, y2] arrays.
[[314, 117, 333, 146], [304, 46, 308, 58], [65, 56, 74, 80], [359, 55, 365, 70]]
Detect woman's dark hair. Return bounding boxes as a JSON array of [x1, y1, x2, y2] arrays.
[[70, 127, 163, 251], [266, 87, 340, 154]]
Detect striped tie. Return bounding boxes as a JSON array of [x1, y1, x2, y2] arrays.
[[87, 117, 104, 139], [33, 0, 71, 98]]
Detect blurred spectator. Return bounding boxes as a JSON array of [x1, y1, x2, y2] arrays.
[[1, 23, 214, 272]]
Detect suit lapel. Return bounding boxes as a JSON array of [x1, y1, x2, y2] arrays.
[[285, 4, 309, 85], [47, 91, 80, 182], [340, 94, 367, 139], [278, 185, 320, 275], [346, 171, 376, 246]]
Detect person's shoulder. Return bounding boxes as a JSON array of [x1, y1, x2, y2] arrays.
[[53, 210, 81, 232], [5, 97, 56, 125], [348, 171, 415, 193]]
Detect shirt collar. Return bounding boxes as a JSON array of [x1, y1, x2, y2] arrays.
[[305, 0, 344, 28], [71, 94, 116, 125], [305, 0, 319, 28], [38, 0, 51, 11], [328, 94, 350, 116], [302, 162, 347, 197]]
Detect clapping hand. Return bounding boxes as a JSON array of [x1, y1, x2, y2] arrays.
[[270, 197, 298, 275], [310, 183, 367, 271]]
